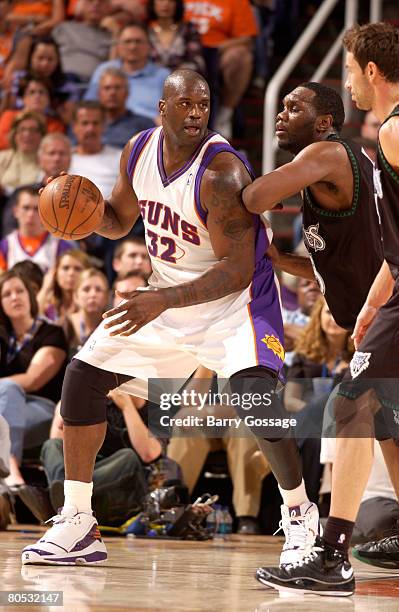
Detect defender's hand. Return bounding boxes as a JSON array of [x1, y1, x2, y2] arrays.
[[103, 290, 168, 336], [351, 304, 378, 350]]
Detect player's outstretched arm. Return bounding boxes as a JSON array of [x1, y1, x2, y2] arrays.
[[267, 242, 315, 280], [95, 136, 142, 240], [242, 141, 344, 213]]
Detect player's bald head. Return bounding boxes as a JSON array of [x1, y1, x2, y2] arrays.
[[162, 69, 209, 99]]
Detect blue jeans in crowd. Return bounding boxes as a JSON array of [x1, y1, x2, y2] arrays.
[[0, 379, 55, 462]]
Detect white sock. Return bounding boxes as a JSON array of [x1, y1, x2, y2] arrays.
[[62, 480, 93, 515], [279, 479, 309, 508]]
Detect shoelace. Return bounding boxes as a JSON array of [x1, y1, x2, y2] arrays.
[[286, 544, 324, 569], [274, 511, 310, 552]]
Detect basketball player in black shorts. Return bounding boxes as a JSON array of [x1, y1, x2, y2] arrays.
[[243, 23, 399, 595]]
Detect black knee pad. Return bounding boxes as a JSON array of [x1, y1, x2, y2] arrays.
[[61, 359, 132, 426], [229, 366, 294, 438]]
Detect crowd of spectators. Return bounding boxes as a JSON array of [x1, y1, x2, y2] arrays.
[[1, 1, 394, 541]]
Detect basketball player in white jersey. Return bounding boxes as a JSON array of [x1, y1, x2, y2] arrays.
[[22, 70, 319, 567]]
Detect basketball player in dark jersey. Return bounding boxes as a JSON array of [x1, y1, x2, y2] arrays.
[[247, 23, 399, 596]]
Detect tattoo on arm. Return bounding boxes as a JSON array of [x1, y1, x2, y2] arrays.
[[96, 201, 122, 235]]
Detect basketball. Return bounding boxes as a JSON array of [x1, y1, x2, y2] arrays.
[[38, 174, 104, 240]]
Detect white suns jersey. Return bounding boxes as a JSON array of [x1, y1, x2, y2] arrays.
[[129, 127, 252, 289], [4, 230, 59, 273]]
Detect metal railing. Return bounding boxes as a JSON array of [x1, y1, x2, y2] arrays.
[[262, 0, 383, 174]]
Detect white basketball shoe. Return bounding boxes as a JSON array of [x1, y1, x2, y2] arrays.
[[21, 507, 107, 566], [278, 501, 322, 566]]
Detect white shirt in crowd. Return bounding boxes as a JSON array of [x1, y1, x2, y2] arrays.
[[69, 145, 121, 199]]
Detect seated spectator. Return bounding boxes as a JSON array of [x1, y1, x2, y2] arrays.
[[97, 67, 154, 149], [354, 110, 381, 163], [282, 277, 320, 367], [113, 270, 147, 297], [52, 0, 112, 85], [0, 76, 65, 150], [147, 0, 205, 74], [321, 438, 399, 542], [11, 260, 44, 295], [5, 1, 65, 37], [0, 186, 76, 273], [37, 249, 90, 321], [167, 366, 270, 534], [2, 132, 72, 236], [85, 23, 170, 122], [112, 237, 152, 280], [184, 0, 258, 138], [3, 36, 81, 122], [63, 267, 109, 355], [285, 296, 352, 413], [0, 270, 68, 487], [0, 415, 12, 530], [69, 101, 121, 199], [0, 0, 14, 85], [0, 110, 45, 196]]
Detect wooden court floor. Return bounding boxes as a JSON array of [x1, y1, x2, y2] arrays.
[[1, 527, 398, 611]]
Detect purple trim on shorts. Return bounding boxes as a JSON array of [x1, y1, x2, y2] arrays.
[[157, 129, 216, 187], [248, 261, 285, 378], [193, 143, 255, 228], [127, 128, 157, 182]]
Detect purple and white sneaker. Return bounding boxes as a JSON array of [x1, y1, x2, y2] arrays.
[[21, 507, 107, 566]]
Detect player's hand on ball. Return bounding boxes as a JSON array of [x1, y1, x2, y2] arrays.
[[39, 171, 67, 194], [103, 290, 167, 336], [351, 303, 378, 349]]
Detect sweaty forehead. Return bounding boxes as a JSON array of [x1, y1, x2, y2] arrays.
[[166, 77, 209, 99], [283, 88, 315, 106]]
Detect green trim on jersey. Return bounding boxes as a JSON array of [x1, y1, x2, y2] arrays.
[[303, 135, 360, 217], [378, 105, 399, 186]]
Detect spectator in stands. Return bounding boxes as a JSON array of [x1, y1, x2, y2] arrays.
[[112, 237, 152, 280], [285, 297, 352, 413], [5, 1, 65, 37], [0, 186, 75, 273], [2, 132, 72, 236], [0, 111, 45, 196], [98, 68, 154, 150], [282, 276, 320, 367], [0, 0, 14, 85], [85, 23, 170, 122], [147, 0, 205, 74], [0, 270, 68, 487], [113, 270, 147, 298], [184, 0, 258, 138], [63, 267, 109, 356], [167, 366, 270, 534], [37, 249, 90, 321], [0, 416, 12, 530], [52, 0, 113, 85], [356, 110, 381, 163], [69, 101, 121, 199], [3, 36, 81, 122], [0, 76, 65, 150], [11, 260, 44, 295]]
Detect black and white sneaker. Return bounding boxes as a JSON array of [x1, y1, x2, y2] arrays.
[[256, 536, 355, 597], [352, 530, 399, 569]]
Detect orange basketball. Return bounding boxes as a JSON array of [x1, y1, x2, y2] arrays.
[[38, 174, 104, 240]]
